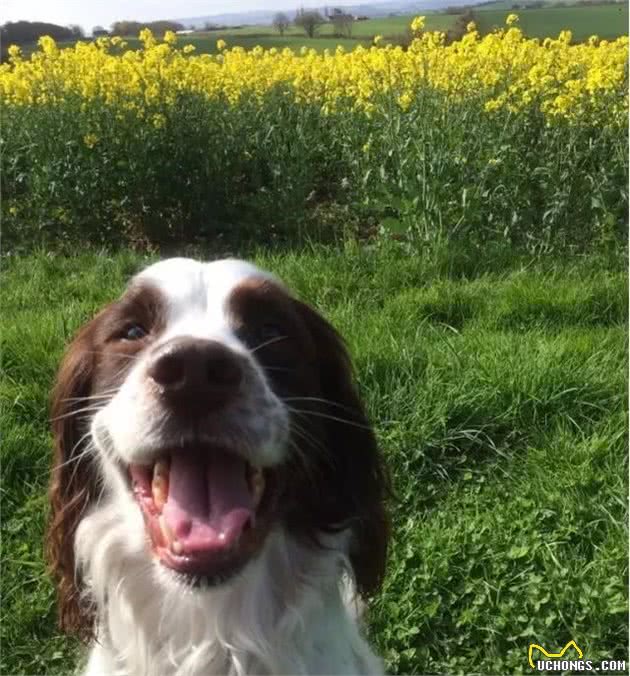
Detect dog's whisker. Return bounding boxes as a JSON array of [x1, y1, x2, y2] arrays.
[[286, 407, 371, 430], [282, 396, 362, 415], [250, 335, 289, 354], [50, 405, 105, 423]]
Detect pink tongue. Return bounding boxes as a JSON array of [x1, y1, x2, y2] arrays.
[[162, 451, 254, 554]]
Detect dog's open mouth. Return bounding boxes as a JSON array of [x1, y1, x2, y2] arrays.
[[129, 448, 272, 581]]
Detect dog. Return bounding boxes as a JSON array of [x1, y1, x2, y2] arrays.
[[48, 257, 389, 675]]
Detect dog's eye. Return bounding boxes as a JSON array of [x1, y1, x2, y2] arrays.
[[123, 324, 148, 341], [238, 322, 285, 349], [258, 323, 284, 343]]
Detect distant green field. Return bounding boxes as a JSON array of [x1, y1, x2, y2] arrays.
[[189, 13, 459, 50], [158, 4, 628, 51], [475, 3, 628, 40], [213, 13, 459, 38], [110, 14, 458, 55], [126, 34, 371, 53], [11, 2, 628, 60]]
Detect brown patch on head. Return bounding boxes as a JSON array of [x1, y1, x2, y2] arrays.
[[228, 278, 390, 598], [47, 281, 167, 640], [227, 277, 320, 398]]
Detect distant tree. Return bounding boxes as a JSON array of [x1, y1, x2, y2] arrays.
[[148, 20, 185, 36], [294, 8, 325, 38], [110, 20, 143, 36], [273, 11, 291, 36], [445, 9, 476, 43], [92, 25, 109, 36], [1, 20, 77, 45], [68, 24, 85, 38], [330, 8, 354, 37], [110, 20, 183, 37]]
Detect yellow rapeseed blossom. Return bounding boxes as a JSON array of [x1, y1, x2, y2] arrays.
[[0, 28, 626, 126], [506, 13, 519, 26], [410, 16, 426, 33], [164, 31, 177, 45], [83, 133, 99, 148]]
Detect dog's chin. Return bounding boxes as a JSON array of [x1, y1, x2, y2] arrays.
[[127, 443, 280, 586]]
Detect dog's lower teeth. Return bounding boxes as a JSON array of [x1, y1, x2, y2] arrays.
[[171, 540, 183, 555], [154, 459, 169, 478], [159, 514, 174, 544], [152, 460, 169, 509], [152, 478, 167, 510], [250, 469, 265, 508]]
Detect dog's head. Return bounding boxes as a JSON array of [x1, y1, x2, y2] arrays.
[[48, 258, 388, 637]]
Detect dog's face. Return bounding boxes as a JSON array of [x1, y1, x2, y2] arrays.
[[48, 258, 388, 636]]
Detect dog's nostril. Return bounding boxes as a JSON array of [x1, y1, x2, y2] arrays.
[[150, 353, 185, 387], [149, 338, 243, 407], [208, 357, 242, 388]]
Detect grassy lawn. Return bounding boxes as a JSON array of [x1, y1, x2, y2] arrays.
[[475, 3, 629, 41], [128, 5, 629, 51], [117, 16, 458, 54], [2, 246, 627, 674], [11, 3, 626, 60]]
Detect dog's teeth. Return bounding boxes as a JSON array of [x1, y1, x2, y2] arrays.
[[152, 460, 169, 509], [160, 517, 183, 555], [154, 459, 169, 479], [250, 468, 265, 508], [159, 514, 174, 544], [152, 479, 167, 510]]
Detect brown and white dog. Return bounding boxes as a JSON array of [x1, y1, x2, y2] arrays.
[[48, 258, 389, 676]]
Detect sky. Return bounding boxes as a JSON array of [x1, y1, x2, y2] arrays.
[[3, 0, 362, 29]]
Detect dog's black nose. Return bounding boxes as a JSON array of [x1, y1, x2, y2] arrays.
[[148, 338, 243, 409]]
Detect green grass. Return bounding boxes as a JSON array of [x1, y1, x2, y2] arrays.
[[475, 4, 629, 40], [179, 5, 627, 46], [2, 245, 627, 674], [124, 33, 373, 53], [11, 3, 627, 60], [117, 14, 460, 54], [117, 4, 629, 53]]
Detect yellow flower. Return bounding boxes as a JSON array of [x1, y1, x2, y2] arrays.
[[506, 13, 519, 26], [163, 31, 177, 45], [410, 16, 426, 33], [37, 35, 58, 54], [398, 92, 413, 110], [558, 30, 572, 44], [0, 18, 625, 127], [139, 28, 156, 49], [374, 35, 383, 45], [83, 133, 99, 148], [467, 21, 476, 32], [7, 44, 22, 59]]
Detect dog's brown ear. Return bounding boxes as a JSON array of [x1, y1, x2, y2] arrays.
[[291, 299, 390, 597], [47, 318, 102, 641]]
